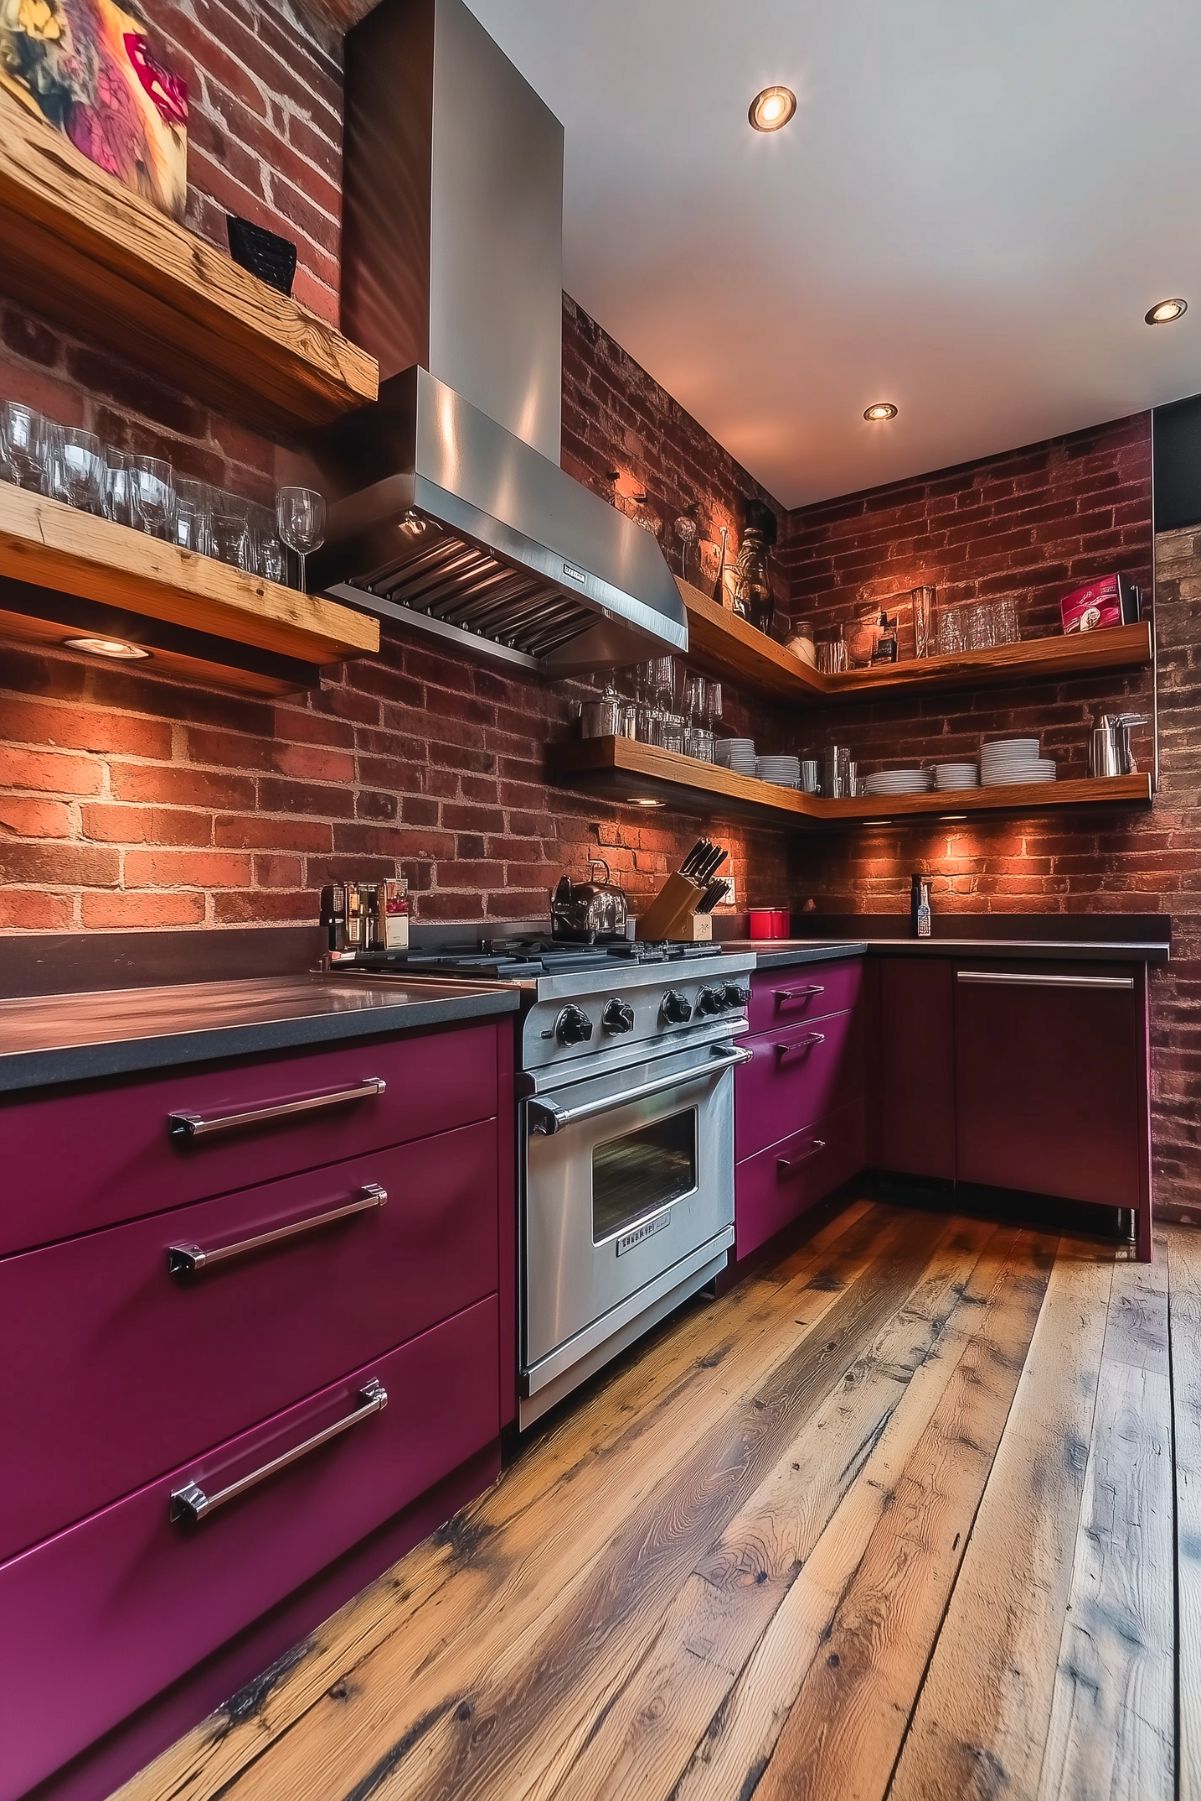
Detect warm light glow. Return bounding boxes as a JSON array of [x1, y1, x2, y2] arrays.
[[63, 636, 150, 660], [862, 818, 893, 827], [864, 402, 899, 422], [749, 85, 797, 132], [627, 797, 663, 808], [940, 814, 967, 821], [1145, 297, 1187, 325]]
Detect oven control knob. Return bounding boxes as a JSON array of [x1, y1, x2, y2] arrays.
[[723, 982, 751, 1010], [661, 988, 693, 1026], [697, 986, 725, 1016], [555, 1004, 594, 1046], [601, 998, 635, 1035]]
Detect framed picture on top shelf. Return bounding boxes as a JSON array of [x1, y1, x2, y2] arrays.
[[0, 0, 187, 218]]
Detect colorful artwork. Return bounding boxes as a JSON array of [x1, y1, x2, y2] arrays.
[[0, 0, 187, 218]]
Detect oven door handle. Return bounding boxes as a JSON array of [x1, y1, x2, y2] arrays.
[[528, 1045, 754, 1137]]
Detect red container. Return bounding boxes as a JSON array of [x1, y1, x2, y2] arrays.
[[748, 909, 792, 940]]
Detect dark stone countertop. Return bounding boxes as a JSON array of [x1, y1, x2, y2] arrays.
[[0, 974, 520, 1095], [721, 936, 1171, 969]]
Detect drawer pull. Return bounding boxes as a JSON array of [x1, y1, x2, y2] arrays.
[[774, 1033, 826, 1056], [168, 1076, 387, 1140], [774, 985, 826, 1002], [170, 1379, 388, 1524], [167, 1183, 388, 1277], [777, 1139, 827, 1175], [955, 970, 1134, 990]]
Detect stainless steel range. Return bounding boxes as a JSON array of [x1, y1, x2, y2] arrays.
[[363, 936, 754, 1426]]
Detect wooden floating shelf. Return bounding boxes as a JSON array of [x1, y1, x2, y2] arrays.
[[0, 483, 379, 696], [677, 579, 1153, 706], [549, 736, 1152, 830], [0, 91, 378, 429]]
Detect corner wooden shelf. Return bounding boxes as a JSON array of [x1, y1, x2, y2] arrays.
[[548, 736, 1152, 830], [0, 483, 379, 695], [0, 91, 378, 429], [677, 579, 1152, 706]]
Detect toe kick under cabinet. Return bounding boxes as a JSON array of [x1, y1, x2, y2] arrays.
[[734, 960, 867, 1261], [0, 1017, 515, 1801]]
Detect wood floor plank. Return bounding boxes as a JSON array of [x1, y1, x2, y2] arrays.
[[886, 1244, 1115, 1801], [549, 1216, 1001, 1801], [1035, 1348, 1174, 1800], [1168, 1226, 1201, 1801], [670, 1229, 1055, 1801], [122, 1199, 883, 1801], [310, 1214, 955, 1801], [164, 1207, 940, 1801]]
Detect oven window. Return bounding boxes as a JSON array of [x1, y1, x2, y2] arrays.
[[592, 1108, 698, 1243]]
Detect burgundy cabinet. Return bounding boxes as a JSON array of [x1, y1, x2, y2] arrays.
[[736, 1005, 864, 1162], [954, 963, 1150, 1249], [736, 1099, 867, 1261], [871, 957, 956, 1181], [0, 1298, 500, 1801]]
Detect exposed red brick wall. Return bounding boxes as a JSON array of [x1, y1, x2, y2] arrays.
[[779, 421, 1199, 1217]]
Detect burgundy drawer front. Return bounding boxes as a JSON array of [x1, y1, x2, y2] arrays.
[[748, 957, 863, 1036], [0, 1021, 499, 1258], [954, 962, 1143, 1209], [0, 1118, 499, 1565], [735, 1100, 867, 1262], [736, 1006, 863, 1162], [0, 1296, 500, 1801]]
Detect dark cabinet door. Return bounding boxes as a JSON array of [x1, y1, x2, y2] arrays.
[[873, 957, 956, 1180], [954, 964, 1144, 1208]]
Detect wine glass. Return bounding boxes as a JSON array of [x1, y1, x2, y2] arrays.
[[0, 403, 49, 493], [705, 680, 723, 732], [130, 455, 176, 539], [56, 428, 105, 515], [276, 485, 326, 593]]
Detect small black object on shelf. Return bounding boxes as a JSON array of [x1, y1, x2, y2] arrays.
[[226, 216, 297, 297]]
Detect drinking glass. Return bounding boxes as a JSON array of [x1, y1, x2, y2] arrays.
[[683, 671, 707, 728], [175, 478, 214, 558], [964, 600, 994, 652], [55, 428, 105, 515], [211, 490, 255, 571], [686, 725, 715, 762], [130, 455, 176, 538], [817, 633, 848, 674], [936, 606, 966, 656], [913, 585, 936, 659], [275, 485, 326, 593], [799, 758, 820, 794], [660, 712, 686, 756], [103, 451, 138, 528], [991, 596, 1020, 644], [0, 403, 49, 492], [704, 679, 723, 730]]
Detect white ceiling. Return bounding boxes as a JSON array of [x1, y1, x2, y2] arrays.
[[465, 0, 1201, 508]]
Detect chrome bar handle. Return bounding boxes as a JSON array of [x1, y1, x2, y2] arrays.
[[168, 1184, 388, 1277], [170, 1380, 388, 1524], [168, 1077, 386, 1140], [774, 984, 826, 1001], [777, 1138, 827, 1175], [528, 1044, 754, 1137], [775, 1033, 826, 1055], [955, 971, 1134, 990]]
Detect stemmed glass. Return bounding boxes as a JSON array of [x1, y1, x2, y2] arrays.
[[276, 485, 326, 593], [0, 403, 49, 493]]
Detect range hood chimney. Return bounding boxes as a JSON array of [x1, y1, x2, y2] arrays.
[[309, 0, 688, 677]]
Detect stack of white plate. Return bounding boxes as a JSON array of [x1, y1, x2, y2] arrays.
[[864, 767, 934, 797], [715, 738, 757, 775], [756, 754, 801, 788], [980, 738, 1056, 786], [935, 761, 979, 790]]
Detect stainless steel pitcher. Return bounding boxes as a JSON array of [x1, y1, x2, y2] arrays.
[[1088, 713, 1147, 778]]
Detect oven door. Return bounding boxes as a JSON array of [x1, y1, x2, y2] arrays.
[[522, 1041, 750, 1397]]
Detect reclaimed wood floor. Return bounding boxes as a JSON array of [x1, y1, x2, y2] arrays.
[[122, 1199, 1195, 1801]]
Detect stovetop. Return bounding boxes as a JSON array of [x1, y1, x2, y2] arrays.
[[360, 935, 726, 981]]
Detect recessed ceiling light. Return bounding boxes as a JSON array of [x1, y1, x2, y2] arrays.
[[864, 402, 898, 422], [63, 636, 150, 660], [627, 796, 663, 808], [748, 86, 797, 132], [1145, 297, 1187, 325], [940, 814, 967, 822], [862, 818, 892, 827]]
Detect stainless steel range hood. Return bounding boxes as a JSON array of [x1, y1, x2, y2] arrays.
[[309, 0, 687, 676]]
